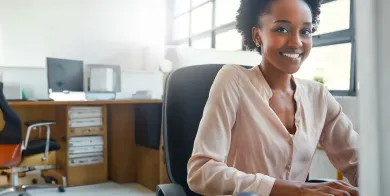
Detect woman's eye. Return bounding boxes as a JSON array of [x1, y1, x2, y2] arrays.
[[301, 29, 312, 35], [276, 28, 288, 33]]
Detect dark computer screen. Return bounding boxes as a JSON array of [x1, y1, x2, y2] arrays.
[[47, 58, 84, 92]]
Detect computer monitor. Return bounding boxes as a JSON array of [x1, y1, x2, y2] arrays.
[[47, 58, 84, 93]]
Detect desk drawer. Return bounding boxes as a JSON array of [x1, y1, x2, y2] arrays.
[[69, 127, 103, 136]]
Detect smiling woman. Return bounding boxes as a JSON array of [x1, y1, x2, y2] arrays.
[[186, 0, 360, 195]]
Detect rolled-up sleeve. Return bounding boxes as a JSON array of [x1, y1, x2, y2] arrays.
[[187, 65, 276, 196], [320, 91, 359, 186]]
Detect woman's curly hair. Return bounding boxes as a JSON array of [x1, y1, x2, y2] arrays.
[[236, 0, 322, 54]]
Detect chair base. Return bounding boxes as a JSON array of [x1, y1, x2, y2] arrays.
[[0, 165, 66, 195], [0, 184, 65, 196]]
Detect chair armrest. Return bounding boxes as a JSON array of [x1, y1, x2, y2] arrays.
[[24, 123, 53, 161], [156, 183, 187, 196]]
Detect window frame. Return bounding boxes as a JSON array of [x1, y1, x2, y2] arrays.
[[166, 0, 357, 96]]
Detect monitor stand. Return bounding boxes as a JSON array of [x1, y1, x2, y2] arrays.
[[49, 91, 86, 101]]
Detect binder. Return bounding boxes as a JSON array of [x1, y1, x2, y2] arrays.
[[69, 118, 103, 128], [69, 111, 102, 119], [69, 156, 104, 167], [69, 136, 104, 147], [69, 106, 102, 113], [68, 152, 104, 159], [69, 145, 103, 154]]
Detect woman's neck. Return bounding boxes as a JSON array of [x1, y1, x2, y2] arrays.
[[259, 62, 293, 91]]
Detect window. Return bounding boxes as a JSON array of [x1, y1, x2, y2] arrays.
[[215, 0, 240, 26], [215, 29, 242, 51], [314, 0, 350, 35], [174, 0, 190, 16], [293, 0, 355, 95], [192, 36, 212, 49], [178, 43, 189, 47], [168, 0, 242, 49], [192, 0, 210, 8], [173, 13, 189, 40], [167, 0, 356, 96], [295, 43, 352, 91], [191, 2, 213, 35]]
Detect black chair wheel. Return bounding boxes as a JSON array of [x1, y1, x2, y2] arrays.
[[43, 176, 57, 184], [58, 186, 66, 192], [32, 178, 38, 184]]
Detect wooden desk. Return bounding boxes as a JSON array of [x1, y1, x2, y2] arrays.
[[9, 100, 165, 190]]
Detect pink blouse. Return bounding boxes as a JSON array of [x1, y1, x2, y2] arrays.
[[187, 64, 359, 196]]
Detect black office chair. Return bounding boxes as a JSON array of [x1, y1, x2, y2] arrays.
[[0, 81, 65, 195], [156, 64, 332, 196]]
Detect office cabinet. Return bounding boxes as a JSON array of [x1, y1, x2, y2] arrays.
[[47, 105, 108, 187]]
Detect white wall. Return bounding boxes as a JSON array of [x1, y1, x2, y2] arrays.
[[0, 0, 165, 98], [166, 46, 262, 69], [0, 0, 165, 71], [166, 46, 359, 181]]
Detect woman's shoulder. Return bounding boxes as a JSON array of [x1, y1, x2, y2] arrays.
[[219, 64, 249, 73], [213, 64, 260, 95], [217, 64, 256, 80]]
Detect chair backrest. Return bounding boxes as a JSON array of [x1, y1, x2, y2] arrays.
[[163, 64, 252, 196], [0, 82, 22, 144]]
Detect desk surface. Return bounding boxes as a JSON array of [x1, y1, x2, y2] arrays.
[[8, 99, 162, 106]]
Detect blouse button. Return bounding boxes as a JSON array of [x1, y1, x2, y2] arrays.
[[289, 140, 293, 145], [286, 164, 291, 170]]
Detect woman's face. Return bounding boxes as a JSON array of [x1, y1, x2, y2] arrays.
[[253, 0, 313, 74]]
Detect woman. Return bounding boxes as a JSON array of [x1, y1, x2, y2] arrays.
[[187, 0, 359, 195]]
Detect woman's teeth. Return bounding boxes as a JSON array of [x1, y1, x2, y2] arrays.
[[282, 53, 300, 59]]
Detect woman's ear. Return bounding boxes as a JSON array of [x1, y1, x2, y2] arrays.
[[252, 26, 262, 47]]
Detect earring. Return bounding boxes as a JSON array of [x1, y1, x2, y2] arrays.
[[256, 42, 261, 47]]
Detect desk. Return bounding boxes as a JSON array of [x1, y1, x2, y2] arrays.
[[9, 100, 166, 190]]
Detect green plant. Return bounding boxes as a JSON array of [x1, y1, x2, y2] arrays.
[[314, 77, 325, 84]]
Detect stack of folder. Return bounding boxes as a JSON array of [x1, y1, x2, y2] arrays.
[[68, 106, 104, 167], [68, 106, 103, 128]]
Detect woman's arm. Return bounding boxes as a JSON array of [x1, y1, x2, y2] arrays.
[[319, 90, 359, 186], [187, 65, 277, 195], [0, 109, 5, 132]]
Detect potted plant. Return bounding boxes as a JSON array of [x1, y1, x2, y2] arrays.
[[314, 76, 325, 85]]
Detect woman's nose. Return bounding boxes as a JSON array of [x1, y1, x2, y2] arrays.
[[288, 33, 303, 48]]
